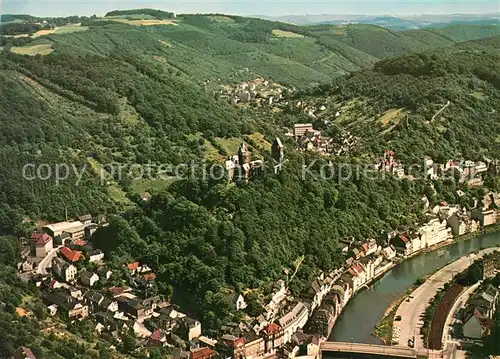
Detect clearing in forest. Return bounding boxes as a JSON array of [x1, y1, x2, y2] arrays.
[[272, 29, 305, 38], [11, 44, 53, 55]]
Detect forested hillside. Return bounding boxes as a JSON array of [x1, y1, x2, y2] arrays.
[[289, 36, 500, 163], [2, 13, 499, 85], [0, 10, 499, 355]]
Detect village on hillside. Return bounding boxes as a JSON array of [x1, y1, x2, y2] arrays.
[[15, 177, 500, 359]]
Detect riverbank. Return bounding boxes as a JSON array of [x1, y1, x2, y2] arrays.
[[330, 230, 500, 344], [370, 228, 500, 343], [392, 247, 500, 352]]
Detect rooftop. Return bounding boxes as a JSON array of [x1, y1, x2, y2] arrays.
[[60, 247, 84, 263]]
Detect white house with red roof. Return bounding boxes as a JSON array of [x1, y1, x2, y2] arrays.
[[31, 232, 53, 258]]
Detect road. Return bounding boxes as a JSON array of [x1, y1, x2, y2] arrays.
[[431, 101, 451, 122], [440, 282, 480, 359], [37, 245, 63, 275], [392, 247, 498, 351]]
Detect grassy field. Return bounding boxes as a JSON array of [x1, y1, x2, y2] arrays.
[[216, 137, 244, 155], [272, 29, 305, 38], [245, 132, 272, 152], [11, 44, 53, 55], [129, 178, 174, 195], [378, 108, 406, 125]]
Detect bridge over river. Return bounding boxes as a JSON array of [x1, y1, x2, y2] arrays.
[[329, 231, 500, 344], [320, 342, 441, 359]]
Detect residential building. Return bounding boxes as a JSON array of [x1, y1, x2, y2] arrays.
[[233, 294, 247, 311], [80, 271, 99, 287], [190, 347, 217, 359], [262, 323, 284, 353], [52, 257, 77, 282], [447, 214, 467, 236], [13, 347, 37, 359], [179, 316, 202, 341], [362, 239, 379, 256], [483, 252, 500, 278], [265, 279, 287, 320], [147, 328, 167, 347], [220, 334, 246, 358], [44, 291, 88, 320], [419, 218, 452, 248], [382, 246, 397, 260], [88, 249, 104, 263], [278, 302, 309, 344], [472, 208, 498, 227], [78, 214, 92, 226], [32, 233, 53, 258], [390, 234, 413, 257], [85, 224, 99, 238], [243, 332, 265, 358], [293, 123, 314, 138], [117, 297, 153, 322], [60, 247, 84, 263]]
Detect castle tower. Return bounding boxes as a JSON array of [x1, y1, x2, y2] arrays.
[[238, 143, 252, 165], [271, 137, 284, 164]]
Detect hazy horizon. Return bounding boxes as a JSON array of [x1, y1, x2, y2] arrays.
[[2, 0, 499, 18]]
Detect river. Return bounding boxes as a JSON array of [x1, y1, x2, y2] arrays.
[[329, 231, 500, 344]]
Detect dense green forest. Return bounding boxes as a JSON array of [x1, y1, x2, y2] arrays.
[[0, 10, 499, 352], [291, 36, 500, 163], [2, 13, 499, 85], [104, 9, 175, 19]]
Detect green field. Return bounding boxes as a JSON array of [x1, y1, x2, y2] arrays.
[[11, 43, 53, 55], [272, 29, 305, 38]]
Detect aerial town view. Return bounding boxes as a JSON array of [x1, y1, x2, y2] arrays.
[[0, 0, 499, 358]]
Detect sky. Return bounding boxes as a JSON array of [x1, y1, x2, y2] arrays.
[[1, 0, 499, 18]]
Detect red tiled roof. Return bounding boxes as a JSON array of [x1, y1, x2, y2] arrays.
[[142, 273, 156, 281], [19, 347, 37, 359], [150, 328, 163, 341], [60, 247, 84, 262], [362, 243, 369, 252], [191, 347, 216, 359], [263, 322, 281, 336], [74, 240, 87, 247], [32, 233, 52, 245], [127, 262, 140, 271], [235, 337, 245, 348], [399, 234, 409, 243]]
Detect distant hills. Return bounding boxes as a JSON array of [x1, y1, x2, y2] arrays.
[[0, 11, 499, 227], [258, 13, 500, 30]]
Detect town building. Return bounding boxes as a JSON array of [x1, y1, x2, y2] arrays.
[[52, 257, 77, 283], [78, 214, 92, 226], [293, 123, 314, 138], [44, 291, 89, 320], [233, 294, 247, 311], [243, 332, 265, 358], [483, 252, 500, 278], [43, 221, 85, 240], [31, 233, 53, 258], [381, 245, 397, 260], [60, 247, 84, 263], [262, 323, 284, 354], [278, 302, 310, 344], [13, 347, 37, 359], [80, 271, 99, 287], [418, 218, 452, 248], [190, 347, 217, 359], [472, 208, 498, 228], [447, 214, 467, 236]]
